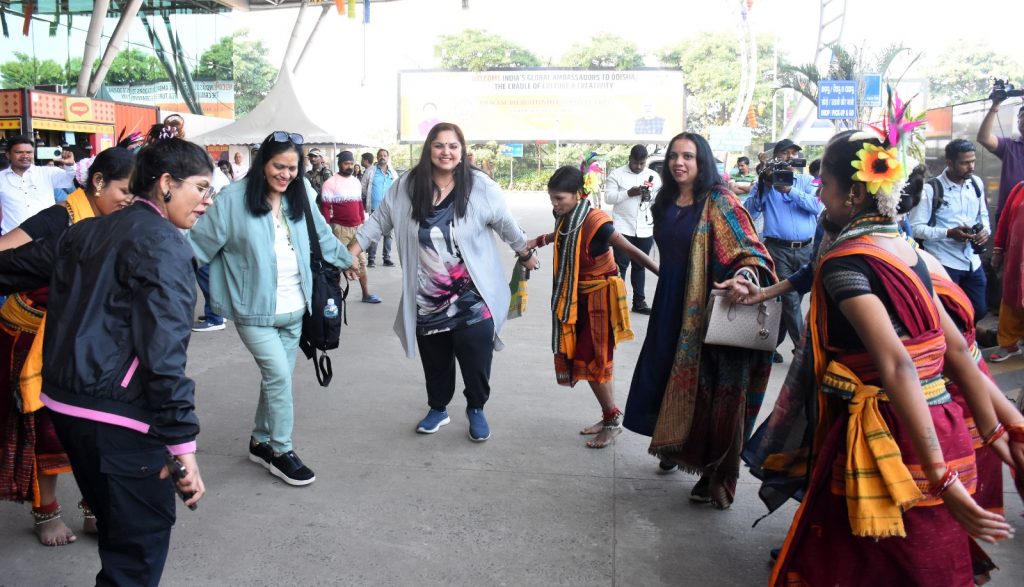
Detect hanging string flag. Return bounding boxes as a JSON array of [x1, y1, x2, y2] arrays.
[[363, 0, 370, 23], [335, 0, 345, 15], [348, 0, 356, 19], [22, 2, 33, 36]]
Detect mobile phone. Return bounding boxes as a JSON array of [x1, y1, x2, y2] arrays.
[[165, 453, 198, 511]]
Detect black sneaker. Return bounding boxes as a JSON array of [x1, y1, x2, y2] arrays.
[[382, 260, 395, 267], [367, 260, 376, 268], [248, 437, 272, 470], [632, 301, 651, 315], [269, 451, 316, 486], [772, 351, 784, 364]]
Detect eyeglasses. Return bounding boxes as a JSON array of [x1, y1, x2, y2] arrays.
[[176, 178, 216, 200], [271, 131, 304, 145]]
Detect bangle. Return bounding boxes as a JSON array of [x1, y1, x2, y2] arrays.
[[928, 465, 959, 498], [1008, 423, 1024, 444], [982, 423, 1006, 446]]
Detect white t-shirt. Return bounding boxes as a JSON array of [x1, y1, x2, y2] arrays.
[[0, 165, 75, 233], [273, 212, 306, 314]]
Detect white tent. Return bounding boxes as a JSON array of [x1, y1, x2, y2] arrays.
[[190, 68, 376, 146]]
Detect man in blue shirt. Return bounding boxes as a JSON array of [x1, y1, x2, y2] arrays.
[[745, 139, 822, 362], [909, 139, 990, 321], [361, 148, 399, 267]]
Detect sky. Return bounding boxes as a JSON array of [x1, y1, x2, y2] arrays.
[[1, 0, 1021, 144]]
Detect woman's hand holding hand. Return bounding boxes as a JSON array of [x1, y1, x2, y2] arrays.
[[941, 480, 1013, 543], [713, 275, 761, 305]]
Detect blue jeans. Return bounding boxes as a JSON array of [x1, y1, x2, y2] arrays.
[[944, 265, 988, 323], [235, 309, 305, 453], [196, 264, 223, 325]]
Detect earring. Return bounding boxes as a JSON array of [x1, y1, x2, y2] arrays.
[[844, 199, 852, 207], [163, 190, 172, 203], [95, 181, 105, 195]]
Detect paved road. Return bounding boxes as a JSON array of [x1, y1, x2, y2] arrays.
[[1, 192, 1021, 586]]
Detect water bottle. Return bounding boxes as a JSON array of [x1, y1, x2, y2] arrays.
[[323, 298, 339, 319]]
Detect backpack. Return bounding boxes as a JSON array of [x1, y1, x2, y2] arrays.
[[926, 176, 983, 227]]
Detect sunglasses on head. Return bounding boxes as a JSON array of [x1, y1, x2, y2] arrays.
[[271, 131, 304, 145]]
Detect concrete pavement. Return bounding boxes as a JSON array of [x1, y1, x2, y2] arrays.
[[1, 192, 1021, 586]]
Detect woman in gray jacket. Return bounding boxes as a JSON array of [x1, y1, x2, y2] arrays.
[[349, 123, 538, 442]]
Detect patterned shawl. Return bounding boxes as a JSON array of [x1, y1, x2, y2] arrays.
[[649, 189, 776, 471]]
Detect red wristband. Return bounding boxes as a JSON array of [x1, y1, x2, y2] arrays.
[[982, 423, 1006, 447], [1008, 423, 1024, 444], [928, 466, 958, 499]]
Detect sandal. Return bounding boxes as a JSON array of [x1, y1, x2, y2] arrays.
[[989, 345, 1021, 363], [361, 294, 382, 304]]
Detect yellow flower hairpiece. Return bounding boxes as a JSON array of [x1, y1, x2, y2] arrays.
[[851, 143, 903, 195]]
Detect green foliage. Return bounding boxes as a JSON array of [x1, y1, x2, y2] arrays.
[[103, 48, 168, 84], [435, 29, 541, 71], [560, 33, 643, 70], [658, 31, 777, 150], [0, 52, 66, 88], [197, 35, 234, 81], [229, 30, 278, 117], [923, 41, 1022, 107]]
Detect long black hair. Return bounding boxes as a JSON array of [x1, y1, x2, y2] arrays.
[[130, 138, 213, 202], [407, 122, 474, 223], [650, 132, 725, 225], [245, 132, 307, 222]]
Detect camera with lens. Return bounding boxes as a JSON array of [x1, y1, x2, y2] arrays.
[[759, 157, 807, 188], [990, 79, 1024, 102], [969, 222, 987, 255]]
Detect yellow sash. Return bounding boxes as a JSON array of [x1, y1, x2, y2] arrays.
[[19, 188, 96, 412], [556, 276, 633, 359], [827, 361, 924, 538]]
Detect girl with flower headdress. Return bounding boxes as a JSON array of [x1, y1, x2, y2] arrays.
[[526, 165, 658, 448], [770, 126, 1013, 585]]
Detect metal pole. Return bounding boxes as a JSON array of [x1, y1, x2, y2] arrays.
[[78, 0, 110, 96], [294, 5, 330, 74], [509, 158, 514, 190], [281, 1, 310, 72], [88, 0, 144, 96]]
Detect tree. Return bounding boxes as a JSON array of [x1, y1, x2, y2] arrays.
[[923, 42, 1022, 107], [435, 29, 541, 71], [658, 32, 777, 147], [777, 43, 918, 111], [0, 52, 65, 88], [197, 35, 234, 81], [560, 33, 643, 70], [230, 30, 277, 117], [104, 49, 169, 84]]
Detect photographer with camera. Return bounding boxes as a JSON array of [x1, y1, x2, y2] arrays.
[[744, 139, 821, 362], [909, 139, 991, 321], [604, 144, 661, 314], [977, 79, 1024, 215]]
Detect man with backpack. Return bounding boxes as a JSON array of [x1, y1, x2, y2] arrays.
[[910, 139, 991, 321]]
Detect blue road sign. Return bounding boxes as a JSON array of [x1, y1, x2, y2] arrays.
[[500, 144, 524, 158], [818, 80, 858, 119], [862, 74, 883, 108]]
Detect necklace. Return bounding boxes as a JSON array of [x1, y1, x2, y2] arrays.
[[433, 178, 454, 205]]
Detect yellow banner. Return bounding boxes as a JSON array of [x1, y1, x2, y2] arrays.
[[399, 69, 685, 143], [0, 119, 21, 130], [32, 119, 114, 134]]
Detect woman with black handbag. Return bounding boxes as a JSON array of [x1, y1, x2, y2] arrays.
[[189, 131, 354, 486]]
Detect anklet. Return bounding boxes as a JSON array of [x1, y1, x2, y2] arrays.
[[78, 500, 96, 519], [32, 503, 63, 525]]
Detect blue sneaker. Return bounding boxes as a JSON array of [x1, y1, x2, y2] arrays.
[[466, 408, 490, 442], [416, 408, 450, 434], [193, 319, 225, 332]]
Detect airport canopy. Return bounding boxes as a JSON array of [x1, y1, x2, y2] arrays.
[[190, 68, 369, 146]]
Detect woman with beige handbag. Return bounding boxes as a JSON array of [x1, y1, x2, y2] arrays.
[[622, 132, 776, 510]]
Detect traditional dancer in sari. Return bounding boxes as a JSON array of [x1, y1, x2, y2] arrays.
[[0, 146, 133, 545], [771, 127, 1012, 586], [526, 166, 658, 448], [623, 132, 775, 509]]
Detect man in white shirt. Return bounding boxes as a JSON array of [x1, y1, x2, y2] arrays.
[[603, 145, 661, 314], [0, 136, 76, 234]]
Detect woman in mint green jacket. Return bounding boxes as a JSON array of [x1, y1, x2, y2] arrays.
[[189, 132, 352, 487]]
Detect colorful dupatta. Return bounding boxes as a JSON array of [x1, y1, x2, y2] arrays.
[[649, 190, 775, 471]]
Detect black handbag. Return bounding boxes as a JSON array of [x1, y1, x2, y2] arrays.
[[297, 192, 348, 387]]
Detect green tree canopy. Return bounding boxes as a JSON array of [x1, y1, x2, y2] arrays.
[[658, 32, 777, 147], [104, 48, 169, 85], [560, 33, 643, 70], [230, 30, 277, 117], [0, 52, 65, 88], [197, 34, 234, 81], [923, 41, 1022, 107], [435, 29, 541, 71]]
